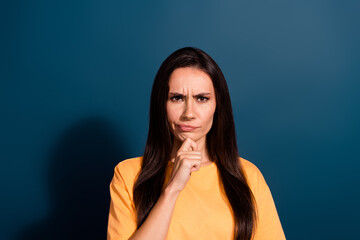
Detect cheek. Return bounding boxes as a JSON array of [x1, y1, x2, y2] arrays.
[[202, 105, 216, 125], [205, 113, 215, 128], [166, 104, 179, 123]]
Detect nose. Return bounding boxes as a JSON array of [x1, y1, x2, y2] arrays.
[[182, 99, 195, 120]]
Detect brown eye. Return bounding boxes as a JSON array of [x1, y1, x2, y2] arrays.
[[197, 96, 209, 102], [170, 96, 183, 102]]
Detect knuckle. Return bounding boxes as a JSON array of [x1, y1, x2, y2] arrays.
[[185, 161, 193, 168]]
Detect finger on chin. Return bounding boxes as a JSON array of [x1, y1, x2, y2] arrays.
[[179, 138, 194, 151]]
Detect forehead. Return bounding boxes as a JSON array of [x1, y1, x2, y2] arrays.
[[168, 67, 214, 92]]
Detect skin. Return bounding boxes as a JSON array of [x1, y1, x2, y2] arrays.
[[129, 67, 216, 240], [166, 67, 217, 190]]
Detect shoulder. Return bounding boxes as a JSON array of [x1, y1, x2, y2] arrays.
[[238, 157, 269, 197], [115, 156, 142, 173], [112, 156, 143, 189], [239, 157, 261, 175], [239, 157, 263, 181]]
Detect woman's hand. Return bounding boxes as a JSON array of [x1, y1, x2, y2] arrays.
[[166, 138, 202, 193]]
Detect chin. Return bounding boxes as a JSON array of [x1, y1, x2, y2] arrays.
[[176, 132, 203, 142]]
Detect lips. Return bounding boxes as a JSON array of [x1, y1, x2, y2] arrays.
[[176, 124, 199, 132]]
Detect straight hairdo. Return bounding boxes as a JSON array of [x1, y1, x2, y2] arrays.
[[133, 47, 256, 240]]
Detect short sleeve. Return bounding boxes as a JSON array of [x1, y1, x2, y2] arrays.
[[253, 170, 286, 240], [241, 159, 286, 240], [107, 164, 137, 240]]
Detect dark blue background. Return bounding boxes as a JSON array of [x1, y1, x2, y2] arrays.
[[2, 0, 359, 239]]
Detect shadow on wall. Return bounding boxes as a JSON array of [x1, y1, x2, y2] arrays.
[[18, 117, 131, 240]]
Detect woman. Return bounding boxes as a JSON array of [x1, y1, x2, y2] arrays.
[[107, 47, 285, 240]]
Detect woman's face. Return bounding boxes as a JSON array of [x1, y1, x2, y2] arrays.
[[166, 67, 216, 144]]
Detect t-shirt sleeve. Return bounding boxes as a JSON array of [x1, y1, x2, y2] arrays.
[[107, 163, 137, 240], [242, 159, 286, 240]]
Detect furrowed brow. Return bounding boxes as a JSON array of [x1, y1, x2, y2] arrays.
[[169, 92, 185, 96], [193, 93, 211, 97]]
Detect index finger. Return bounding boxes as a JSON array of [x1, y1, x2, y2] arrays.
[[179, 138, 198, 152]]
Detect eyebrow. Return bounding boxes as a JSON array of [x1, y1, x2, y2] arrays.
[[168, 92, 211, 97]]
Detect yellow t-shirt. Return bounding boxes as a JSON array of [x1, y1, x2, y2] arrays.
[[107, 157, 285, 240]]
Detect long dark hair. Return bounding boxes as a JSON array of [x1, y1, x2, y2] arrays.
[[133, 47, 256, 240]]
